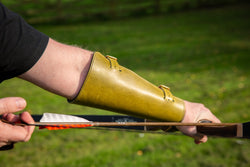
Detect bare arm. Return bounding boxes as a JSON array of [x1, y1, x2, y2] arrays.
[[0, 38, 93, 150], [19, 38, 220, 144], [19, 38, 93, 99]]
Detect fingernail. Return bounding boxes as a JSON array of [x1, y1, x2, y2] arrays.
[[16, 99, 26, 109]]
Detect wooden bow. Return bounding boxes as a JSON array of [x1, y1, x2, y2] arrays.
[[31, 115, 250, 139], [1, 114, 249, 139]]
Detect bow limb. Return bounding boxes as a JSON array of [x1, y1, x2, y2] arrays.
[[2, 114, 249, 139], [32, 114, 250, 139]]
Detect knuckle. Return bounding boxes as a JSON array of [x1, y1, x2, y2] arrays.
[[23, 136, 31, 142], [22, 138, 29, 142], [22, 131, 33, 142], [198, 104, 209, 112], [20, 136, 29, 142], [198, 103, 205, 108]]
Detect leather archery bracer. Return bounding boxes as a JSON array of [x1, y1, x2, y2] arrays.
[[69, 52, 185, 122]]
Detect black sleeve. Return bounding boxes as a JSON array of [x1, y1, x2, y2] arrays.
[[0, 3, 49, 83]]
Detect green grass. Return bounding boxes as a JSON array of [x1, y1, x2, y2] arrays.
[[0, 4, 250, 167]]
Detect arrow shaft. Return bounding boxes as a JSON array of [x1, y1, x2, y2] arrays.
[[26, 121, 247, 139], [1, 115, 248, 139], [29, 122, 238, 127]]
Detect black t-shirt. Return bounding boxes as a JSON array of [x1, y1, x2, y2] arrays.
[[0, 3, 49, 83]]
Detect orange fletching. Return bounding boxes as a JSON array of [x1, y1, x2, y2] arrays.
[[39, 124, 93, 130]]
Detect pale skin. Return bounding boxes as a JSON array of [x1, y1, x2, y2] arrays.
[[0, 97, 35, 148], [0, 38, 220, 149]]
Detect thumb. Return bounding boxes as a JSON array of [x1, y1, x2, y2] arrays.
[[0, 97, 27, 115]]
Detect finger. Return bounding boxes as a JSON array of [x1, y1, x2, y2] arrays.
[[0, 121, 34, 143], [0, 97, 27, 115], [20, 112, 35, 141], [2, 113, 20, 123], [20, 112, 35, 124], [2, 112, 34, 124], [193, 133, 208, 144], [0, 112, 35, 143]]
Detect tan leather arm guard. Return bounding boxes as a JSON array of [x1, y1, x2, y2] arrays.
[[69, 52, 185, 122]]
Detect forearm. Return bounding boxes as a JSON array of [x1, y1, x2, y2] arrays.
[[20, 44, 185, 121], [19, 40, 220, 144], [19, 38, 93, 99]]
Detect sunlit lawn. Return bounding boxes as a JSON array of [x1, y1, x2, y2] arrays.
[[0, 4, 249, 167]]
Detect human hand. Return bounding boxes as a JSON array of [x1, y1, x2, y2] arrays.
[[177, 101, 221, 144], [0, 97, 35, 150]]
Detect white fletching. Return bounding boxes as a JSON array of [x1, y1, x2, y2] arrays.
[[40, 113, 90, 122]]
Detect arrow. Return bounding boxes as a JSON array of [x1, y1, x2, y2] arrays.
[[1, 113, 249, 139]]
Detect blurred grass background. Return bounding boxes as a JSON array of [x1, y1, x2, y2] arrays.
[[0, 0, 250, 167]]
